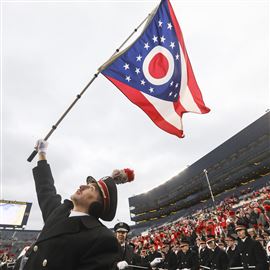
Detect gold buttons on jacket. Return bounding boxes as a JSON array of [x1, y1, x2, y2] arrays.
[[33, 245, 38, 252], [42, 259, 47, 267]]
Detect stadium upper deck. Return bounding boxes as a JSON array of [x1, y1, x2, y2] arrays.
[[129, 112, 270, 224]]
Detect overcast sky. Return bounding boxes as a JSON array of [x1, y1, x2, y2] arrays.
[[1, 0, 269, 230]]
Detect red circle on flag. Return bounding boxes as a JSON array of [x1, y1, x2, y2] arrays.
[[143, 45, 174, 85], [148, 53, 169, 79]]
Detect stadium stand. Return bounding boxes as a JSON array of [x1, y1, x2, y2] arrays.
[[129, 112, 270, 227]]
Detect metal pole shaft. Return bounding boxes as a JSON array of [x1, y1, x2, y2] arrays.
[[203, 169, 217, 211]]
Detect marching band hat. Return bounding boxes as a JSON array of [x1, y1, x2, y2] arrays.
[[225, 234, 237, 241], [180, 238, 190, 247], [87, 176, 117, 221], [198, 238, 206, 244], [114, 222, 130, 233], [206, 235, 216, 244], [86, 168, 134, 221], [235, 224, 247, 232]]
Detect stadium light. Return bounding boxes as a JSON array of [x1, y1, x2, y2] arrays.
[[203, 169, 217, 211]]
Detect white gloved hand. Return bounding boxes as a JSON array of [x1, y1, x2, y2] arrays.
[[35, 139, 48, 154], [150, 257, 163, 266], [117, 261, 128, 270]]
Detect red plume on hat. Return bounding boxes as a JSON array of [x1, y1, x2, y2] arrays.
[[111, 168, 135, 184]]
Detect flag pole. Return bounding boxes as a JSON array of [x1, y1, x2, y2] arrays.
[[27, 5, 159, 162], [203, 169, 217, 211]]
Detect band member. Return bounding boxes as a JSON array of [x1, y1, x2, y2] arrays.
[[159, 244, 177, 270], [235, 224, 268, 269], [177, 238, 199, 270], [16, 140, 133, 270], [197, 238, 209, 267], [206, 236, 229, 270], [114, 222, 161, 269], [225, 234, 241, 268]]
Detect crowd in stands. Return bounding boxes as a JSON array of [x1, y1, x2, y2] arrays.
[[1, 184, 270, 269], [129, 184, 270, 268], [0, 231, 39, 270]]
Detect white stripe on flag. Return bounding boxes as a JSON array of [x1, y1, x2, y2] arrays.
[[143, 94, 183, 130], [178, 43, 201, 113]]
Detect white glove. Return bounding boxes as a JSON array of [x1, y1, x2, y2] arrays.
[[150, 257, 163, 266], [35, 139, 48, 154], [117, 261, 128, 270]]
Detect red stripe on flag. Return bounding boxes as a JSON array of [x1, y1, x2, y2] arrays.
[[174, 99, 187, 117], [104, 75, 184, 138], [167, 0, 210, 114]]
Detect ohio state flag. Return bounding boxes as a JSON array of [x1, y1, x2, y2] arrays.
[[101, 0, 210, 138]]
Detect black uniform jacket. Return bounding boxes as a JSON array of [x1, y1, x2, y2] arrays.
[[237, 237, 268, 270], [161, 250, 177, 270], [208, 247, 229, 270], [198, 247, 210, 267], [22, 160, 119, 270], [177, 249, 199, 270], [114, 243, 150, 270], [226, 246, 242, 268]]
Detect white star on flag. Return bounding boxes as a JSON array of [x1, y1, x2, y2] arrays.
[[170, 81, 174, 86], [158, 20, 163, 27], [169, 92, 173, 96], [149, 87, 154, 93], [123, 63, 129, 70], [175, 83, 179, 88], [125, 76, 131, 82], [152, 36, 158, 43], [144, 43, 150, 50], [140, 80, 146, 85], [167, 22, 172, 30], [135, 68, 140, 74], [175, 53, 180, 60], [160, 36, 166, 43], [170, 42, 175, 49], [136, 55, 142, 61]]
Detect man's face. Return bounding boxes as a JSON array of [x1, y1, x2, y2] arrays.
[[180, 244, 189, 253], [247, 229, 255, 237], [218, 243, 225, 250], [116, 230, 128, 244], [207, 240, 215, 249], [162, 246, 169, 254], [70, 183, 99, 210], [225, 239, 234, 248], [237, 229, 246, 239], [200, 243, 206, 249]]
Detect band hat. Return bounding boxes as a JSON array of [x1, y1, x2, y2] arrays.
[[87, 176, 117, 221], [235, 224, 247, 231], [180, 237, 190, 247], [225, 234, 237, 241], [198, 239, 206, 244], [114, 222, 130, 233], [206, 236, 215, 244], [86, 168, 134, 222]]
